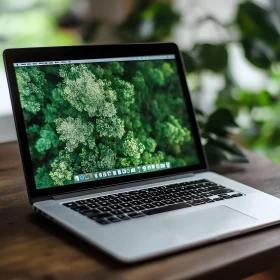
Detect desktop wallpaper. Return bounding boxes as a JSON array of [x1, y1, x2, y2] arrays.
[[15, 59, 199, 189]]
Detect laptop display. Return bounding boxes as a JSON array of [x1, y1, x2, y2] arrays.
[[13, 55, 200, 189]]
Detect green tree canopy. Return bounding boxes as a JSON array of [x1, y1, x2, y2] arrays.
[[16, 59, 199, 188]]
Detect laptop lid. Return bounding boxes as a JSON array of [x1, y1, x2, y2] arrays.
[[3, 43, 207, 201]]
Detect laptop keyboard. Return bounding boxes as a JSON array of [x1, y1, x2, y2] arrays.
[[62, 179, 244, 225]]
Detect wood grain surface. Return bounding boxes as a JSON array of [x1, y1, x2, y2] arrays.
[[1, 141, 280, 280]]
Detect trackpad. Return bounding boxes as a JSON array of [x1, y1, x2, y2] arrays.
[[162, 206, 258, 241]]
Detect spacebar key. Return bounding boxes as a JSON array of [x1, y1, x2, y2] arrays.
[[143, 202, 191, 216]]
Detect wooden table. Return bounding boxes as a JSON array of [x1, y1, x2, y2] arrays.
[[1, 141, 280, 280]]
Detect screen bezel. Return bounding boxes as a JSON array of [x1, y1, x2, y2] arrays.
[[3, 43, 208, 200]]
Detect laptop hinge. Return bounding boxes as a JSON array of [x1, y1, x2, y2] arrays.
[[52, 172, 196, 201], [30, 195, 54, 204]]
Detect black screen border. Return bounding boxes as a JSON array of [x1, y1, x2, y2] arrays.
[[3, 42, 208, 200]]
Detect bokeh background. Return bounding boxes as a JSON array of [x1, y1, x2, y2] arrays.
[[1, 0, 280, 163]]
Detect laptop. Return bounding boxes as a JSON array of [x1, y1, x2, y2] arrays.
[[4, 43, 280, 263]]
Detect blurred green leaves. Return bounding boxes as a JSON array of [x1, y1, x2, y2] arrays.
[[0, 0, 78, 57], [205, 134, 248, 164], [236, 1, 280, 68], [197, 108, 248, 164], [236, 1, 279, 44], [145, 2, 180, 40], [194, 44, 228, 73], [181, 51, 197, 73], [204, 108, 239, 136], [118, 1, 180, 42], [182, 44, 228, 73], [242, 39, 275, 68]]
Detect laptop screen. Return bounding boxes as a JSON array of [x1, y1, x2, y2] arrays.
[[13, 54, 200, 190]]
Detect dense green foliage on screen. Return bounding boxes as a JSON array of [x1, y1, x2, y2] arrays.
[[15, 59, 199, 189]]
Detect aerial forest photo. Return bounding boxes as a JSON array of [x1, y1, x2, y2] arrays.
[[15, 59, 199, 189]]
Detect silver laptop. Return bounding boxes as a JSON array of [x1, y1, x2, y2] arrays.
[[4, 43, 280, 263]]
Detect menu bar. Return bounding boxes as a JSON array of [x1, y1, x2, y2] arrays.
[[73, 162, 171, 183], [13, 55, 176, 67]]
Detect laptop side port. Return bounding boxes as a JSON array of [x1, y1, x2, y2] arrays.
[[33, 206, 53, 220]]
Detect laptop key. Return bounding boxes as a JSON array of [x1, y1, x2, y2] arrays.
[[105, 195, 114, 200], [89, 212, 113, 219], [182, 191, 192, 196], [139, 199, 152, 205], [118, 192, 129, 197], [132, 195, 143, 200], [87, 203, 100, 208], [130, 190, 139, 194], [181, 196, 192, 202], [117, 214, 131, 220], [95, 197, 104, 201], [162, 195, 172, 200], [128, 212, 146, 218], [84, 200, 94, 205], [109, 204, 123, 210], [108, 199, 122, 205], [152, 197, 163, 202], [219, 193, 230, 197], [163, 199, 175, 205], [132, 205, 145, 211], [119, 197, 132, 203], [173, 198, 184, 203], [232, 193, 243, 197], [143, 202, 191, 216], [63, 202, 78, 208], [207, 186, 225, 191], [82, 209, 100, 217], [95, 219, 111, 225], [163, 189, 172, 194], [107, 217, 122, 223], [190, 199, 206, 205], [140, 194, 151, 199], [110, 209, 124, 215], [142, 203, 156, 209], [76, 200, 87, 205], [121, 208, 134, 213], [149, 192, 159, 197], [131, 200, 144, 206], [127, 195, 138, 201], [87, 198, 98, 202], [154, 201, 165, 207], [210, 189, 234, 195], [97, 206, 111, 212], [71, 205, 90, 212], [98, 201, 111, 207], [120, 202, 133, 208], [99, 195, 112, 201]]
